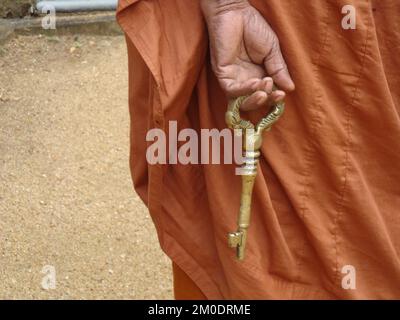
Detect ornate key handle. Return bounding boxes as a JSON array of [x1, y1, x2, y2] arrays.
[[225, 94, 285, 260]]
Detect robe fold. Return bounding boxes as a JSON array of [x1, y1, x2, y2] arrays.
[[117, 0, 400, 299]]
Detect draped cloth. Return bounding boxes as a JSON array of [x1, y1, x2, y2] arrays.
[[117, 0, 400, 299]]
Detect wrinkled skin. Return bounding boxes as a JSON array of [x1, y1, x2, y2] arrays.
[[201, 0, 295, 111]]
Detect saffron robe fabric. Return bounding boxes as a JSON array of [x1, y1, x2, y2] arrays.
[[173, 262, 207, 300], [117, 0, 400, 299]]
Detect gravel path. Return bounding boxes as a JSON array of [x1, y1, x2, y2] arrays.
[[0, 33, 172, 299]]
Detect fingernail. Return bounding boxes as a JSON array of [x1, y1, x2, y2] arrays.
[[287, 79, 295, 91], [257, 92, 267, 103], [275, 91, 285, 101]]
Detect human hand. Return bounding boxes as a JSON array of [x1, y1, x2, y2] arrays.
[[201, 0, 295, 111]]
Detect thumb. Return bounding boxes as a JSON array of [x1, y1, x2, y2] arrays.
[[264, 41, 295, 92]]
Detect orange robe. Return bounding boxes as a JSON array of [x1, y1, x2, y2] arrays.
[[117, 0, 400, 299]]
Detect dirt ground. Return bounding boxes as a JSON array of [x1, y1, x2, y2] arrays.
[[0, 0, 33, 18], [0, 32, 172, 299]]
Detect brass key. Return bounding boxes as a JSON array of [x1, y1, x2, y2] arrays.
[[225, 94, 285, 260]]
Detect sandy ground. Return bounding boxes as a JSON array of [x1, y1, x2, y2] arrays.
[[0, 33, 172, 299]]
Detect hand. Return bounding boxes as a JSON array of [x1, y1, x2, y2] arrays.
[[201, 0, 295, 111]]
